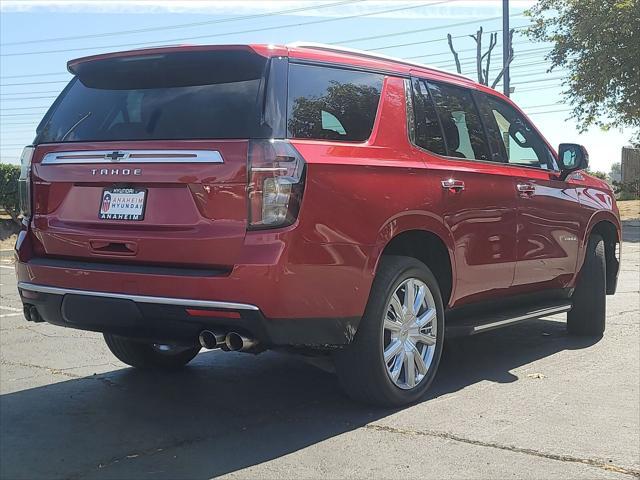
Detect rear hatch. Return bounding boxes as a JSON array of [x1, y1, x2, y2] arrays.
[[29, 47, 276, 269]]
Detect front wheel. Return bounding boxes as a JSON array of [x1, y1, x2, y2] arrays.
[[103, 334, 201, 369], [567, 234, 606, 336], [334, 256, 445, 407]]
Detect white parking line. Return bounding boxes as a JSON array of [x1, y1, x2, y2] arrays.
[[0, 306, 22, 312], [0, 312, 22, 318], [0, 265, 15, 269]]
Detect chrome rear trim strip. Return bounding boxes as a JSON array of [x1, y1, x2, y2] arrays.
[[17, 282, 259, 311], [472, 303, 572, 333], [41, 150, 223, 165]]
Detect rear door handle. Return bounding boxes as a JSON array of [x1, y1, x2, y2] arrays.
[[517, 183, 536, 195], [441, 179, 465, 192]]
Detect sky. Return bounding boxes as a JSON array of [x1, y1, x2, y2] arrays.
[[0, 0, 635, 173]]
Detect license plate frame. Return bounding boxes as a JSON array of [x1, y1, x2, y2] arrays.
[[98, 187, 147, 221]]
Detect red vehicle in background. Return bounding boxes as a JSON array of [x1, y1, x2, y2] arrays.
[[15, 43, 621, 406]]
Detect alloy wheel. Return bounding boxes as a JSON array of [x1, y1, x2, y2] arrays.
[[382, 278, 438, 390]]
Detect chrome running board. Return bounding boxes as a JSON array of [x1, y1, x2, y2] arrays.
[[446, 301, 572, 337]]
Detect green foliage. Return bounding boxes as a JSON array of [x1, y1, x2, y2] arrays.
[[585, 169, 610, 182], [526, 0, 640, 140], [613, 179, 640, 200], [0, 163, 21, 224], [609, 162, 622, 181]]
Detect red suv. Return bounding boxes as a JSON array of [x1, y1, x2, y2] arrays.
[[15, 43, 621, 406]]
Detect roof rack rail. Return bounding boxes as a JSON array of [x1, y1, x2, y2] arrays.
[[286, 42, 472, 81]]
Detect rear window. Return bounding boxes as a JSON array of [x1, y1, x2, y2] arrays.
[[287, 63, 384, 142], [36, 50, 267, 143]]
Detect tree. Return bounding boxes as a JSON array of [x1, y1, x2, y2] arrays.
[[447, 27, 514, 89], [609, 162, 622, 182], [0, 163, 21, 225], [585, 169, 609, 182], [526, 0, 640, 138]]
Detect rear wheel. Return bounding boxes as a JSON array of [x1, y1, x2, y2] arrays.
[[103, 334, 200, 369], [567, 234, 606, 336], [334, 256, 444, 407]]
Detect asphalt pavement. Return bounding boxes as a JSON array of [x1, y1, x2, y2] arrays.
[[1, 225, 638, 479]]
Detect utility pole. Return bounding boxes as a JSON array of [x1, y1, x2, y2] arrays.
[[502, 0, 510, 97]]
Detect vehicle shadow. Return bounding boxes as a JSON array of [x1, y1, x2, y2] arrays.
[[0, 317, 599, 480]]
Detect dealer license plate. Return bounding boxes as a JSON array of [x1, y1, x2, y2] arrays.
[[99, 188, 146, 221]]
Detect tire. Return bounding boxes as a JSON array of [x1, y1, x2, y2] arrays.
[[334, 256, 445, 407], [567, 234, 606, 336], [103, 334, 201, 369]]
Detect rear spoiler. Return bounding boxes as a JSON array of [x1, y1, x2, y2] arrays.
[[67, 44, 287, 74]]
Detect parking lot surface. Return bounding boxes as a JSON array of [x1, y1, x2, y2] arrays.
[[1, 225, 639, 479]]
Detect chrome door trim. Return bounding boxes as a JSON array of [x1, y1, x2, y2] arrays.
[[18, 282, 259, 311], [41, 150, 224, 165]]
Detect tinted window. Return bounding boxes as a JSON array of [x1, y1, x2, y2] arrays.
[[427, 82, 490, 161], [473, 92, 507, 163], [412, 79, 446, 155], [287, 64, 383, 142], [37, 50, 267, 143], [481, 95, 557, 169]]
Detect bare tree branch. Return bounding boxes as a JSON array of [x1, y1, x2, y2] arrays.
[[447, 33, 462, 74], [491, 29, 515, 89], [473, 27, 484, 83], [482, 32, 498, 86]]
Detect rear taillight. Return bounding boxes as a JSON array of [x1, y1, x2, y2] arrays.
[[18, 146, 35, 219], [247, 139, 306, 229]]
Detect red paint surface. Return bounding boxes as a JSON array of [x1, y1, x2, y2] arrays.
[[15, 44, 621, 320]]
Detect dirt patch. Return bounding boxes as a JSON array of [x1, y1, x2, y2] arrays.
[[0, 217, 20, 251], [618, 200, 640, 221]]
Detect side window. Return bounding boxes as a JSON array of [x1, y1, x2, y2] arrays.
[[411, 79, 446, 155], [321, 110, 346, 135], [287, 63, 384, 142], [483, 95, 557, 170], [427, 82, 491, 161], [473, 92, 507, 163]]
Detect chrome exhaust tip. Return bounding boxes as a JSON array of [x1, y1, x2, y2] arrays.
[[225, 332, 259, 352], [198, 330, 226, 349]]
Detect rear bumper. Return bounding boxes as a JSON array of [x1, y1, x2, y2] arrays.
[[17, 281, 359, 347]]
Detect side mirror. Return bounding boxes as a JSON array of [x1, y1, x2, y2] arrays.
[[558, 143, 589, 179]]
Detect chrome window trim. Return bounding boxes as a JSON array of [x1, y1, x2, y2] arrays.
[[18, 282, 259, 311], [41, 150, 224, 165]]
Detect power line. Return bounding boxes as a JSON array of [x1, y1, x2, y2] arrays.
[[0, 96, 58, 101], [519, 102, 564, 110], [0, 2, 454, 57], [516, 84, 565, 93], [406, 39, 530, 61], [1, 90, 62, 97], [512, 76, 566, 86], [1, 113, 47, 117], [0, 106, 49, 112], [0, 0, 366, 47], [0, 72, 70, 80], [0, 106, 51, 111], [335, 11, 524, 46], [527, 108, 571, 116], [0, 80, 69, 87]]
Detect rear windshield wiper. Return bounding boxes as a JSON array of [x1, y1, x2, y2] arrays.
[[61, 111, 92, 141]]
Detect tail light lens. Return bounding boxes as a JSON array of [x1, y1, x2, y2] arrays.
[[248, 139, 306, 229], [18, 146, 35, 219]]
